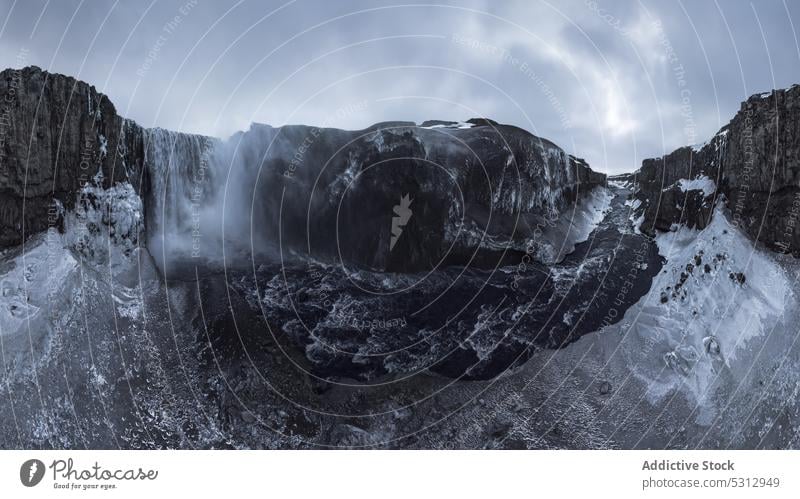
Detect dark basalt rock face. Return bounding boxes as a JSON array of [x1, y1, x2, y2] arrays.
[[634, 144, 721, 232], [240, 121, 606, 272], [0, 66, 211, 249], [633, 84, 800, 255], [0, 66, 145, 246]]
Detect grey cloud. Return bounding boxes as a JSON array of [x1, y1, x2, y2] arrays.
[[1, 0, 798, 174]]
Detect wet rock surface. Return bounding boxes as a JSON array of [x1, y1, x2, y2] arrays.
[[213, 120, 607, 273], [228, 185, 661, 381]]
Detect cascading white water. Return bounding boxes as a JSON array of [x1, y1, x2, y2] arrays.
[[142, 125, 283, 271], [144, 128, 220, 268]]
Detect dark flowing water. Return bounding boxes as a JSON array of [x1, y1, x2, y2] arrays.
[[201, 186, 663, 382]]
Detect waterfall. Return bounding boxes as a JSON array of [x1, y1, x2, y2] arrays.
[[143, 128, 219, 268], [141, 125, 284, 272]]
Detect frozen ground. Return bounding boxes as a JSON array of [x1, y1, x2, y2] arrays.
[[0, 184, 797, 449]]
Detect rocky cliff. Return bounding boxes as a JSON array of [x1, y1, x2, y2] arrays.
[[0, 66, 209, 249], [0, 66, 606, 271], [633, 84, 800, 255]]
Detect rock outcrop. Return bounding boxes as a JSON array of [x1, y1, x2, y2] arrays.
[[223, 120, 607, 272], [633, 84, 800, 255], [0, 66, 145, 247]]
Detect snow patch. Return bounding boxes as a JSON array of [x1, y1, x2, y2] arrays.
[[625, 197, 644, 234], [677, 176, 716, 196], [420, 122, 475, 130], [98, 134, 108, 157], [608, 179, 632, 189], [690, 141, 707, 152]]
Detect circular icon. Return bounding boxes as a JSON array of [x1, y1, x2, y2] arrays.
[[20, 459, 45, 487]]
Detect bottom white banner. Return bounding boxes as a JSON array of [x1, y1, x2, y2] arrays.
[[0, 450, 796, 497]]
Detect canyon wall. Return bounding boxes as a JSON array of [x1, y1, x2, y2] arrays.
[[634, 84, 800, 255]]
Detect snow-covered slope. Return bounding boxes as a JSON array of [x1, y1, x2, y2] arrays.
[[0, 231, 78, 347], [428, 203, 800, 449], [644, 207, 789, 407], [603, 205, 796, 425], [0, 180, 148, 367]]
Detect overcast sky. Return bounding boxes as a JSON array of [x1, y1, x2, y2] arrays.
[[1, 0, 799, 174]]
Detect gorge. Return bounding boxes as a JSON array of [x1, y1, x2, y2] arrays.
[[0, 66, 798, 449]]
